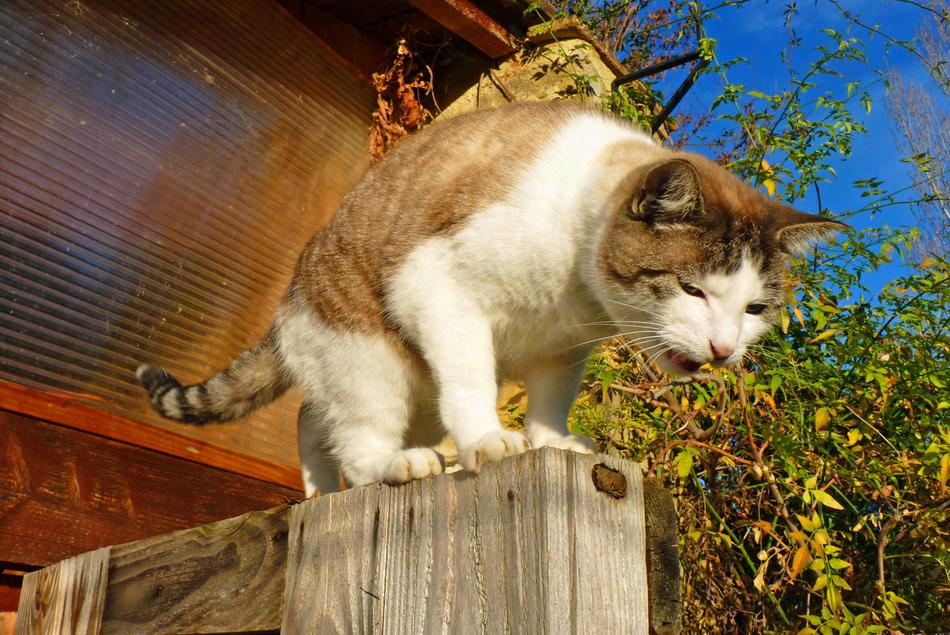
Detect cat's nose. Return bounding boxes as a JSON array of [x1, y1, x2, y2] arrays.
[[710, 341, 735, 362]]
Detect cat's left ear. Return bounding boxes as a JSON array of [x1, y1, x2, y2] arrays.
[[629, 159, 704, 225], [770, 204, 850, 256]]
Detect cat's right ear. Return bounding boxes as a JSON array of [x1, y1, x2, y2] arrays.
[[628, 159, 703, 225]]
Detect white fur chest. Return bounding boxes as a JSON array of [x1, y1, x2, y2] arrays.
[[386, 114, 653, 373]]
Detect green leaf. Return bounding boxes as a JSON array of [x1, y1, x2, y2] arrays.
[[675, 450, 693, 479]]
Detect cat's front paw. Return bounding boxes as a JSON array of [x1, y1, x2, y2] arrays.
[[459, 430, 531, 473], [537, 433, 595, 454], [381, 448, 444, 484]]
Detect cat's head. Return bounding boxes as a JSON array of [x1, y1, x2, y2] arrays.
[[594, 155, 847, 376]]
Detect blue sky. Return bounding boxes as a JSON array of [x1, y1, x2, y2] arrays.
[[655, 0, 938, 293]]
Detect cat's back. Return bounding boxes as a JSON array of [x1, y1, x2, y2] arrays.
[[288, 102, 650, 331]]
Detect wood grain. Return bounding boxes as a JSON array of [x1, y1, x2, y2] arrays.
[[282, 447, 650, 634], [0, 411, 302, 568], [15, 547, 110, 635], [101, 506, 290, 633]]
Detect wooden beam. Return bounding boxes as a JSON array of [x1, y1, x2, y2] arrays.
[[101, 507, 289, 633], [0, 380, 302, 491], [0, 412, 302, 568], [279, 0, 388, 81], [0, 575, 21, 612], [408, 0, 518, 58]]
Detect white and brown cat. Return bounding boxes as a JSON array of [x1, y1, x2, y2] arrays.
[[137, 102, 846, 496]]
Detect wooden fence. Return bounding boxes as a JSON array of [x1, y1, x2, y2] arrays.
[[15, 448, 681, 634]]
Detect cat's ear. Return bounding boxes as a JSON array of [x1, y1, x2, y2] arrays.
[[770, 204, 850, 256], [629, 159, 703, 225]]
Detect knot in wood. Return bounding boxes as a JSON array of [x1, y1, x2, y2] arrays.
[[591, 464, 627, 499]]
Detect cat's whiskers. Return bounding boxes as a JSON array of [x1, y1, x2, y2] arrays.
[[568, 319, 664, 330], [563, 328, 668, 352], [645, 345, 677, 368], [602, 298, 668, 321]]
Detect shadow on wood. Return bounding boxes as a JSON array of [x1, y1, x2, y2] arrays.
[[15, 448, 681, 634]]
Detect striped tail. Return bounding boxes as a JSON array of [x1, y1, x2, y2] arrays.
[[136, 330, 290, 424]]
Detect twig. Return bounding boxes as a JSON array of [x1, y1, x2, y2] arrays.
[[876, 515, 900, 599], [659, 438, 754, 466], [738, 373, 800, 534]]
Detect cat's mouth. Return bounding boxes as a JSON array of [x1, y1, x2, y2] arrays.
[[662, 351, 702, 375]]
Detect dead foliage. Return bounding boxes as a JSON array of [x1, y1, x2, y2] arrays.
[[369, 39, 433, 162]]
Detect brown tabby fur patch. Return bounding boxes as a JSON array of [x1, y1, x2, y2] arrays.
[[286, 103, 585, 334]]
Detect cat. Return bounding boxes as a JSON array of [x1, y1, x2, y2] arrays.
[[137, 101, 846, 497]]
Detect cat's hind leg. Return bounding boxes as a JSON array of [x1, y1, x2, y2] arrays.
[[279, 309, 443, 489], [297, 400, 342, 497], [523, 352, 596, 454]]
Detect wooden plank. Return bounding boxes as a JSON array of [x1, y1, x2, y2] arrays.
[[407, 0, 518, 58], [15, 547, 110, 635], [282, 447, 650, 633], [100, 506, 290, 633], [0, 412, 302, 568], [0, 613, 14, 635], [0, 380, 302, 491]]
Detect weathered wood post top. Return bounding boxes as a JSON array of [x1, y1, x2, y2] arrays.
[[15, 448, 681, 634]]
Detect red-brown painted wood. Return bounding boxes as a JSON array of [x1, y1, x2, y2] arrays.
[[0, 411, 304, 568], [0, 380, 302, 491], [408, 0, 518, 58]]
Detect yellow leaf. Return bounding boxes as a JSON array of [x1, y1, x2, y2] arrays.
[[760, 159, 777, 198], [753, 561, 768, 592], [794, 306, 805, 326], [791, 544, 811, 580], [844, 429, 863, 447], [812, 489, 845, 510], [920, 256, 938, 268], [940, 453, 950, 486], [815, 407, 831, 432], [796, 514, 815, 532], [813, 573, 828, 592], [753, 520, 773, 534], [808, 329, 837, 344]]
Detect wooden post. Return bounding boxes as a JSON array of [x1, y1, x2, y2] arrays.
[[15, 448, 681, 634], [15, 548, 109, 635]]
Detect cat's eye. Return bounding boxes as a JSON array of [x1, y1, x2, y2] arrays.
[[679, 281, 705, 298], [746, 303, 768, 315]]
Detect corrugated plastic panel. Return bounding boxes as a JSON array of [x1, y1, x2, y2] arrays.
[[0, 0, 374, 471]]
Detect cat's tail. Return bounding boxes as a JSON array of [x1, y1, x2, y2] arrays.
[[136, 329, 290, 424]]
